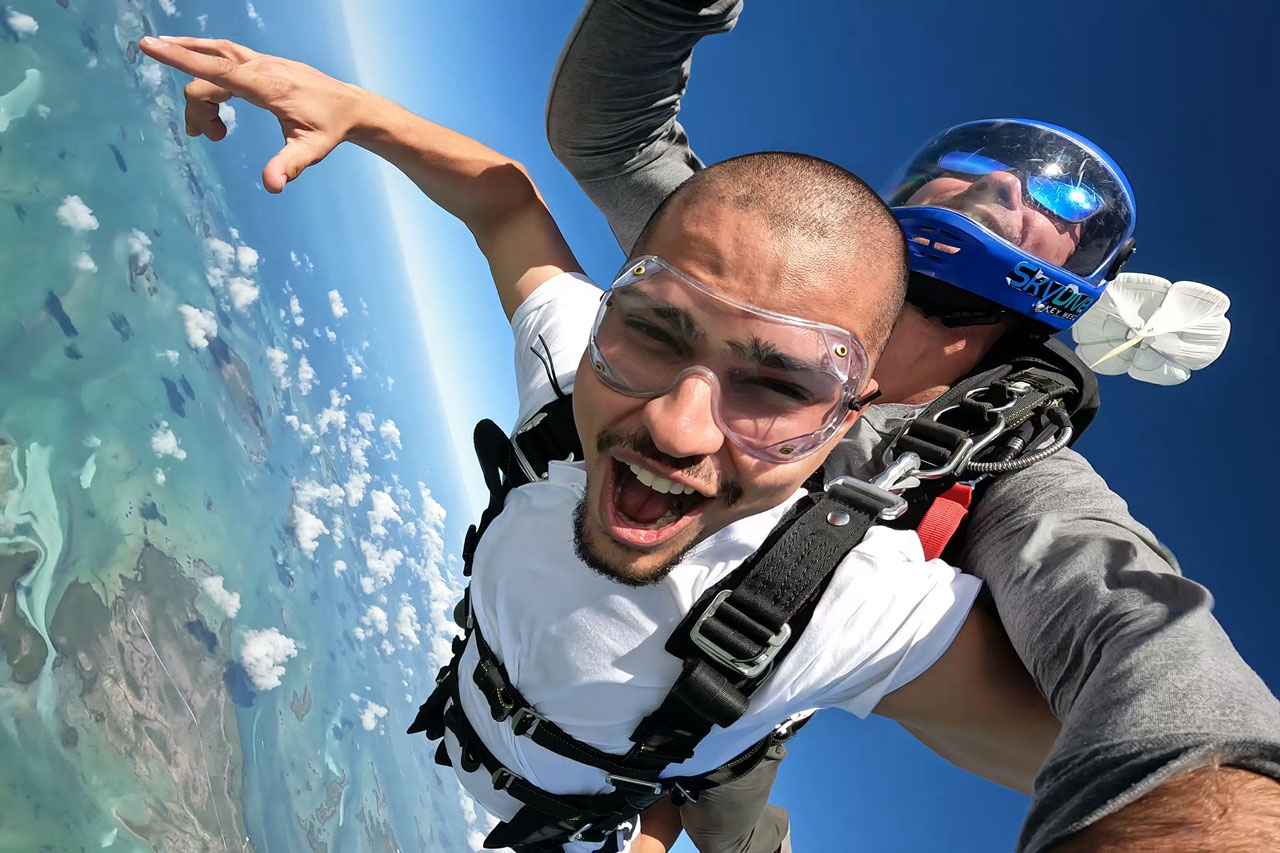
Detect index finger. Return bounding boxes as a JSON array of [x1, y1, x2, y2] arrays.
[[139, 37, 242, 88], [155, 36, 258, 64]]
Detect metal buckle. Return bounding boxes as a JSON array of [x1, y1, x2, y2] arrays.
[[568, 822, 596, 843], [912, 411, 1007, 480], [824, 475, 909, 520], [689, 590, 791, 678], [671, 781, 699, 804], [491, 767, 516, 791], [510, 706, 545, 737], [606, 773, 664, 796]]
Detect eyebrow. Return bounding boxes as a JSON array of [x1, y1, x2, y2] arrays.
[[618, 291, 705, 339], [726, 336, 825, 375]]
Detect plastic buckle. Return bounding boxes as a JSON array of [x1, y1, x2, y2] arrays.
[[689, 590, 791, 678], [824, 475, 909, 520], [491, 767, 516, 792], [510, 706, 545, 737], [606, 774, 664, 796], [568, 822, 596, 843]]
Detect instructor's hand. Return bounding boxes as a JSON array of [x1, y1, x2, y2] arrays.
[[139, 36, 363, 193]]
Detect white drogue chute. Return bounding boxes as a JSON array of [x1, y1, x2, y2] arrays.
[[1071, 273, 1231, 386]]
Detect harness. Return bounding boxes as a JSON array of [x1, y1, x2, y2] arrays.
[[406, 334, 1096, 851]]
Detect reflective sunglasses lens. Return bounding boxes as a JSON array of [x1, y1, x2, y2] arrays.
[[1026, 176, 1103, 223]]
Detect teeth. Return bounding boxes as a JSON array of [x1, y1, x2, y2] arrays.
[[627, 463, 691, 495]]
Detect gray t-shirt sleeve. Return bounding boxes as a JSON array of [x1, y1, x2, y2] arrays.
[[961, 447, 1280, 852], [546, 0, 743, 252]]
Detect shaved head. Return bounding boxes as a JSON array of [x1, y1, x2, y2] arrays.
[[634, 152, 909, 360]]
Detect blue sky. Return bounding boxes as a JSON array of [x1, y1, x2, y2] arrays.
[[186, 0, 1279, 849]]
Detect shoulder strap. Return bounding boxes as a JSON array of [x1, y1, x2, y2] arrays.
[[619, 477, 906, 771]]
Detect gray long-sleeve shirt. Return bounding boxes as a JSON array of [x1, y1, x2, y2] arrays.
[[545, 2, 1280, 850]]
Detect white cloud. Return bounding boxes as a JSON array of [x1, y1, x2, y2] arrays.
[[358, 539, 403, 594], [297, 355, 315, 395], [129, 229, 152, 264], [380, 639, 395, 656], [151, 421, 187, 461], [74, 252, 97, 273], [289, 294, 305, 327], [317, 388, 349, 434], [239, 628, 297, 691], [57, 196, 98, 232], [35, 103, 49, 118], [177, 304, 217, 349], [328, 289, 348, 318], [200, 576, 241, 619], [290, 336, 305, 351], [159, 349, 180, 366], [346, 354, 363, 380], [138, 63, 162, 89], [360, 700, 387, 731], [158, 0, 177, 15], [357, 412, 375, 433], [218, 102, 237, 134], [367, 489, 402, 539], [331, 514, 345, 550], [359, 297, 369, 316], [227, 276, 259, 312], [266, 347, 290, 388], [380, 420, 401, 449], [206, 238, 235, 270], [325, 327, 337, 342], [154, 468, 167, 485], [288, 501, 329, 558], [333, 559, 347, 576], [361, 605, 389, 635], [245, 0, 264, 29], [290, 250, 301, 267], [6, 9, 37, 36], [345, 470, 371, 507], [292, 479, 345, 510], [196, 13, 207, 30], [283, 414, 300, 431], [396, 600, 421, 647], [352, 626, 366, 642], [236, 244, 260, 274]]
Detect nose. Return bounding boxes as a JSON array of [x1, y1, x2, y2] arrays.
[[970, 170, 1026, 212], [641, 372, 726, 460]]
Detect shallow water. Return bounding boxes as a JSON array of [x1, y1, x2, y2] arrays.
[[0, 2, 475, 850]]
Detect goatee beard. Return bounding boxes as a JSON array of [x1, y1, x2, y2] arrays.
[[572, 496, 691, 588]]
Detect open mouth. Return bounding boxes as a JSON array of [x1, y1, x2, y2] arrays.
[[601, 458, 711, 548]]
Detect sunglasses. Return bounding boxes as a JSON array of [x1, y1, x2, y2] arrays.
[[938, 150, 1103, 223]]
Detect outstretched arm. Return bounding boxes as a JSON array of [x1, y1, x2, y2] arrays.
[[546, 0, 742, 251], [141, 36, 579, 320]]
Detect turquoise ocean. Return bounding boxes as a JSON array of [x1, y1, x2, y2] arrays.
[[0, 2, 481, 850]]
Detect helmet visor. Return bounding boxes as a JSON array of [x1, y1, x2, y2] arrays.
[[889, 121, 1134, 279]]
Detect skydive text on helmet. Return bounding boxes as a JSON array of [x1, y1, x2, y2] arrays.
[[1005, 261, 1095, 321]]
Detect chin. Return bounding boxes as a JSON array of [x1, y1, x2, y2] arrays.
[[572, 497, 691, 588]]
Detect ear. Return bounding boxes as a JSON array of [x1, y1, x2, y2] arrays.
[[833, 380, 881, 438], [850, 381, 882, 414]]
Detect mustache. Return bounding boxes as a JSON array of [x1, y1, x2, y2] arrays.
[[596, 428, 742, 506]]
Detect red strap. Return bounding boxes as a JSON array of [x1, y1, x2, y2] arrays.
[[916, 484, 973, 561]]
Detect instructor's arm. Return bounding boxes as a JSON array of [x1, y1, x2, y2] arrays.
[[141, 36, 579, 320], [547, 0, 742, 251]]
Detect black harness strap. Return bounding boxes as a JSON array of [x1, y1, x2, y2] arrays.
[[622, 479, 902, 770]]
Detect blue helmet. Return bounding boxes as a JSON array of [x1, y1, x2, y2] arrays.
[[888, 119, 1137, 332]]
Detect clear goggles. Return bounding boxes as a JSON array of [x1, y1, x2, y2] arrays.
[[587, 257, 870, 463]]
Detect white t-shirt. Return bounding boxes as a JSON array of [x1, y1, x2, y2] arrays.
[[445, 273, 982, 852]]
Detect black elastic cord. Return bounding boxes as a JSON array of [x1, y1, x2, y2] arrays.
[[532, 334, 567, 399]]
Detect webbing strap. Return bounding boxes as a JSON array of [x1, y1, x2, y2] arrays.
[[916, 483, 973, 561], [625, 480, 895, 768]]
